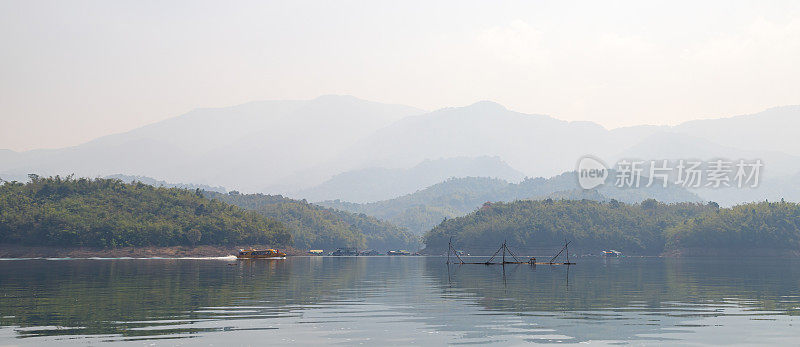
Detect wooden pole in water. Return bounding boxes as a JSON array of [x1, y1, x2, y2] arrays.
[[447, 237, 465, 264], [502, 240, 506, 264], [549, 244, 564, 263], [447, 237, 451, 264], [486, 244, 504, 264]]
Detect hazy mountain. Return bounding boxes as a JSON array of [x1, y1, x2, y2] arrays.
[[613, 131, 800, 177], [320, 102, 800, 205], [105, 174, 227, 193], [673, 105, 800, 157], [605, 130, 800, 206], [689, 171, 800, 207], [4, 95, 800, 207], [0, 150, 20, 163], [330, 101, 619, 178], [320, 172, 702, 235], [330, 101, 800, 183], [0, 95, 423, 192], [292, 156, 525, 203]]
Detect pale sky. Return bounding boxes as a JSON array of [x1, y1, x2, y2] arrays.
[[1, 0, 799, 151]]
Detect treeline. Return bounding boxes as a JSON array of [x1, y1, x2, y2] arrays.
[[206, 192, 419, 251], [322, 173, 701, 235], [666, 200, 800, 250], [0, 176, 291, 248], [423, 198, 800, 255]]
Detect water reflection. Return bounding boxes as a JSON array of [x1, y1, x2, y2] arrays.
[[0, 256, 798, 345]]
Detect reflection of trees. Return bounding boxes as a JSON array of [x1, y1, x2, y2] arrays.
[[0, 258, 370, 338], [660, 258, 800, 315], [2, 257, 798, 342], [426, 257, 800, 315], [421, 257, 800, 343]]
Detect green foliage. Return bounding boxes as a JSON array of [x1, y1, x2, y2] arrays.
[[206, 192, 419, 251], [423, 199, 722, 255], [0, 176, 291, 247], [665, 200, 800, 249]]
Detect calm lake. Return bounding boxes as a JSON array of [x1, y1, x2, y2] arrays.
[[1, 256, 799, 345]]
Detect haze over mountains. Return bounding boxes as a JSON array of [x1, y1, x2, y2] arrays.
[[0, 96, 422, 192], [1, 95, 799, 207], [294, 156, 525, 203]]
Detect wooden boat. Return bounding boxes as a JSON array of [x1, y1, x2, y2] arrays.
[[237, 248, 286, 259]]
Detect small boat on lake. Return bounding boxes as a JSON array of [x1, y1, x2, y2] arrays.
[[237, 248, 286, 259], [602, 250, 622, 257], [387, 250, 411, 256]]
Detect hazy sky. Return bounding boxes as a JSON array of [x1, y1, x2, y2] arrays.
[[2, 0, 799, 151]]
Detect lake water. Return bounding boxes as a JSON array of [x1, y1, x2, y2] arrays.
[[1, 256, 799, 346]]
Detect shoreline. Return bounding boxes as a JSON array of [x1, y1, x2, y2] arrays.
[[0, 244, 304, 258], [3, 245, 799, 259]]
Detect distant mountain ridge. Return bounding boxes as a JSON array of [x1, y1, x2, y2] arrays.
[[673, 105, 800, 157], [292, 156, 525, 203], [0, 95, 424, 192], [105, 174, 227, 193], [320, 172, 702, 235], [328, 101, 615, 178], [332, 101, 800, 180], [3, 96, 800, 207]]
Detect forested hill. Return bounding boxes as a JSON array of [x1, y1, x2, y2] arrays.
[[0, 176, 291, 248], [423, 199, 800, 256], [205, 192, 419, 251], [321, 172, 701, 235], [665, 200, 800, 252]]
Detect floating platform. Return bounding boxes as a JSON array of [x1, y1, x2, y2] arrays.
[[446, 239, 575, 266], [448, 261, 575, 265]]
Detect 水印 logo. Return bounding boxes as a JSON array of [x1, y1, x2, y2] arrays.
[[577, 155, 608, 189]]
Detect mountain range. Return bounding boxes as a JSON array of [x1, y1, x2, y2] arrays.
[[0, 95, 422, 192], [2, 96, 800, 207]]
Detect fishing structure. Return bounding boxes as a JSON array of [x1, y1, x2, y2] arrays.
[[446, 237, 574, 266]]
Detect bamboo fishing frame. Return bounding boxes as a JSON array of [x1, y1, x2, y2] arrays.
[[446, 237, 575, 266]]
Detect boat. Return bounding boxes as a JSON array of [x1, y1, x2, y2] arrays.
[[237, 248, 286, 259], [602, 250, 622, 257], [387, 250, 411, 256], [307, 249, 324, 255]]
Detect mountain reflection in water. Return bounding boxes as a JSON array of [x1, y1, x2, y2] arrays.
[[0, 256, 798, 345]]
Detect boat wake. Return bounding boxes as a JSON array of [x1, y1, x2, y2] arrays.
[[0, 255, 239, 261]]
